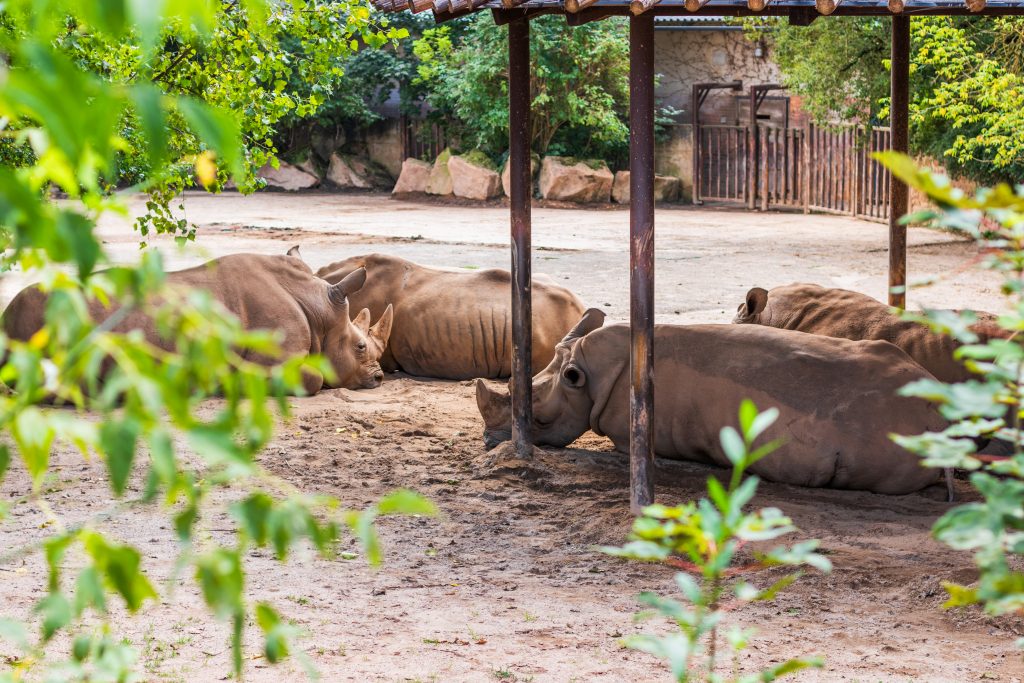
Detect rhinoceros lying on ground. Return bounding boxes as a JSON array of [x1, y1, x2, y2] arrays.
[[732, 283, 1007, 384], [3, 253, 393, 394], [476, 310, 948, 495], [311, 252, 586, 380]]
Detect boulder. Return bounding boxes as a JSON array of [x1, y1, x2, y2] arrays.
[[538, 157, 613, 203], [295, 156, 320, 179], [501, 152, 541, 197], [449, 152, 501, 201], [392, 158, 433, 195], [611, 171, 683, 204], [425, 148, 453, 196], [258, 160, 319, 192], [326, 153, 392, 190]]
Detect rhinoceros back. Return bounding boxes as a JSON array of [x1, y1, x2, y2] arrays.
[[584, 324, 943, 495]]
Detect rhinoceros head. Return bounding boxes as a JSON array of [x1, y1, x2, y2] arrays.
[[475, 308, 606, 450], [732, 287, 769, 324], [321, 268, 394, 389]]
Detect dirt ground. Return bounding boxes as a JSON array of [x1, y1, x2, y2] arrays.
[[1, 190, 1021, 682]]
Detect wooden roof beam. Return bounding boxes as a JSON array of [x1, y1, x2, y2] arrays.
[[815, 0, 842, 13], [748, 0, 772, 11], [966, 0, 986, 11], [565, 0, 600, 12], [683, 0, 710, 10], [888, 0, 905, 12], [630, 0, 662, 14]]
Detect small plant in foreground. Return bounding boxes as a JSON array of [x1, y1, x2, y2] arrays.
[[603, 400, 831, 682], [880, 152, 1024, 628]]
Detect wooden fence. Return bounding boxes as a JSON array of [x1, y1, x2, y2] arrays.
[[695, 123, 893, 222], [401, 116, 447, 162]]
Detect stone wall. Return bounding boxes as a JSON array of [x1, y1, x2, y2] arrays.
[[655, 29, 784, 127], [363, 118, 404, 179], [655, 124, 694, 202]]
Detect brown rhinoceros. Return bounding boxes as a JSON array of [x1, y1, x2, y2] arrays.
[[476, 309, 948, 495], [732, 283, 1007, 384], [312, 252, 586, 380], [3, 253, 394, 394]]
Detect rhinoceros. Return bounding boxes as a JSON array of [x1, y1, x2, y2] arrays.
[[733, 283, 1007, 384], [476, 309, 949, 495], [3, 253, 394, 394], [311, 252, 586, 380]]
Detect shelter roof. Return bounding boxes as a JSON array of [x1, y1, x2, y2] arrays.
[[371, 0, 1024, 24]]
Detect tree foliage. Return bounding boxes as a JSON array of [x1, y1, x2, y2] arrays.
[[0, 0, 408, 239], [412, 15, 632, 163], [0, 1, 432, 680], [760, 17, 1024, 184]]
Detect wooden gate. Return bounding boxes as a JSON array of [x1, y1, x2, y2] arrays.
[[696, 125, 747, 204], [695, 122, 893, 222]]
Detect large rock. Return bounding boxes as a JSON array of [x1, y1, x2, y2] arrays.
[[392, 158, 433, 195], [538, 157, 613, 203], [258, 160, 319, 192], [326, 153, 392, 190], [611, 171, 683, 204], [449, 153, 501, 201], [501, 152, 541, 197], [425, 148, 453, 196]]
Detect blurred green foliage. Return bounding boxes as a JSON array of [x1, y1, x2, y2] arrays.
[[0, 2, 433, 680], [881, 150, 1024, 631]]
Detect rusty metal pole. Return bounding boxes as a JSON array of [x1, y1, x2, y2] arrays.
[[888, 15, 910, 309], [629, 12, 655, 514], [691, 83, 701, 205], [508, 17, 533, 458]]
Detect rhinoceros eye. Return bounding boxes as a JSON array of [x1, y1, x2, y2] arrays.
[[357, 341, 367, 351]]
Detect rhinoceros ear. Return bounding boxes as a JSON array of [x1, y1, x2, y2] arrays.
[[370, 303, 394, 346], [287, 244, 302, 259], [328, 267, 366, 308], [475, 379, 508, 424], [745, 287, 769, 316], [560, 308, 606, 345], [352, 308, 371, 334]]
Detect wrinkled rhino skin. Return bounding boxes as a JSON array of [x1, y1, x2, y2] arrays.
[[733, 283, 1007, 384], [3, 253, 393, 394], [477, 312, 945, 495], [316, 253, 586, 380]]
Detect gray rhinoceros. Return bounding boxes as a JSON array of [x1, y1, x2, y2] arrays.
[[3, 253, 393, 394], [312, 252, 586, 380], [733, 283, 1007, 384], [476, 309, 948, 495]]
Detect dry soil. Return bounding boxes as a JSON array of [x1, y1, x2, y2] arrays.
[[0, 191, 1020, 683]]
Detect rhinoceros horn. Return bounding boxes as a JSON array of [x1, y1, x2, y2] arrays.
[[560, 308, 606, 345], [328, 267, 367, 308]]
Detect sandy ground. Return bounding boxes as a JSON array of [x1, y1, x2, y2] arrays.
[[0, 190, 1021, 682]]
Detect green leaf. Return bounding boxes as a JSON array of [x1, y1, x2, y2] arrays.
[[99, 419, 140, 497], [376, 490, 437, 516], [176, 97, 244, 180], [942, 582, 980, 608], [129, 84, 168, 169], [82, 532, 158, 612], [720, 426, 745, 467], [35, 592, 72, 641]]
